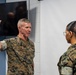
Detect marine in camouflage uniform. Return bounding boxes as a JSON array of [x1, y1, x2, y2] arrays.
[[1, 36, 35, 75], [57, 21, 76, 75], [57, 44, 76, 75]]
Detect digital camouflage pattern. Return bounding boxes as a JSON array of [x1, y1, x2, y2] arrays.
[[2, 37, 35, 75], [57, 44, 76, 75]]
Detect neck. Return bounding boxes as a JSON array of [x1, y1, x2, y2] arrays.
[[18, 33, 28, 41], [71, 41, 76, 45], [71, 37, 76, 45]]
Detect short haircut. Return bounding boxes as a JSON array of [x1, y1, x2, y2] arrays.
[[17, 18, 30, 27]]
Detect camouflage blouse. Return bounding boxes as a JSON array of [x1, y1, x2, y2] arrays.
[[1, 37, 35, 75], [57, 44, 76, 75]]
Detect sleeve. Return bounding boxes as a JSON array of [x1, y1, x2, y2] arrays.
[[61, 66, 72, 75], [0, 40, 7, 50]]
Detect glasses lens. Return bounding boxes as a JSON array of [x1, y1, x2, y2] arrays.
[[63, 32, 66, 36]]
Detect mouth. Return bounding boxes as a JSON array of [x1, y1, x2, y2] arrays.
[[27, 32, 30, 35]]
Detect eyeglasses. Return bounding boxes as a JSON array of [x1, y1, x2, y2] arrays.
[[63, 32, 66, 36]]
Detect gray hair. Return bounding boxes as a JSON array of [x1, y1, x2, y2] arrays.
[[17, 18, 30, 27]]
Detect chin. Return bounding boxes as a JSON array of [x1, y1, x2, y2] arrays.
[[24, 34, 29, 38], [67, 40, 71, 43]]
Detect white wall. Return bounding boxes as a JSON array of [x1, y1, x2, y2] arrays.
[[29, 0, 40, 75], [40, 0, 76, 75]]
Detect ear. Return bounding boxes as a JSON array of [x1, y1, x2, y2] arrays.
[[69, 31, 73, 34], [69, 31, 73, 37], [18, 25, 21, 29]]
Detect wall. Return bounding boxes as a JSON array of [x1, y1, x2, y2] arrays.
[[29, 0, 40, 75], [40, 0, 76, 75]]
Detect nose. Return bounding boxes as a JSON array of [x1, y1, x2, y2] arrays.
[[28, 28, 31, 32]]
